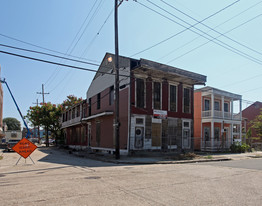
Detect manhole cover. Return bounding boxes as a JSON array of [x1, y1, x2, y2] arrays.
[[85, 176, 101, 180]]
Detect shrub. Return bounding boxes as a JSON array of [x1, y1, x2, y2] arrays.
[[230, 142, 250, 153]]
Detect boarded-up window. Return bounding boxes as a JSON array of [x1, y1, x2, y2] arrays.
[[153, 82, 161, 109], [152, 123, 161, 146], [170, 85, 177, 112], [183, 88, 191, 113], [136, 78, 145, 108]]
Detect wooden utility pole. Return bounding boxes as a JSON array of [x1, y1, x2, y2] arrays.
[[37, 84, 49, 105], [114, 0, 120, 159], [37, 84, 49, 147]]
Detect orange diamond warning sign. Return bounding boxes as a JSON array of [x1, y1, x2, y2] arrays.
[[12, 138, 37, 159]]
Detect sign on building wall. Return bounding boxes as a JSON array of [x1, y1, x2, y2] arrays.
[[153, 109, 167, 119]]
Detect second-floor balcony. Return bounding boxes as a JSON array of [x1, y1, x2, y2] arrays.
[[202, 110, 241, 120]]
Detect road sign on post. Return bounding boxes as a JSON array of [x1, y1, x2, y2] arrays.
[[12, 138, 37, 159]]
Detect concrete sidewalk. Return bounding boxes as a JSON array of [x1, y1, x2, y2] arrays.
[[70, 149, 262, 165]]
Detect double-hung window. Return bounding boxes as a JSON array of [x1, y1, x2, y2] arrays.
[[153, 82, 161, 109], [169, 85, 177, 112], [183, 88, 191, 113], [136, 78, 145, 108]]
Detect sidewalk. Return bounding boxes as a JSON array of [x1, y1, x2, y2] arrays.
[[70, 149, 262, 165]]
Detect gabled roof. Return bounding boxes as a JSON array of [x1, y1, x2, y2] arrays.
[[242, 101, 262, 120]]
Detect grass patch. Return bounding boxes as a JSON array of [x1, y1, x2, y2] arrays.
[[0, 156, 3, 160], [205, 155, 213, 159]]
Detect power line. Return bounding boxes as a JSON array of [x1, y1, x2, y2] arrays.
[[159, 0, 262, 61], [46, 0, 106, 95], [166, 13, 262, 64], [143, 0, 262, 65], [135, 0, 262, 66], [160, 0, 262, 58], [131, 0, 240, 57], [0, 49, 130, 77], [0, 33, 99, 63], [0, 43, 100, 66]]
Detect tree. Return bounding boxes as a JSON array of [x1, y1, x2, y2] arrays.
[[251, 109, 262, 139], [62, 95, 82, 111], [3, 117, 21, 131], [26, 103, 62, 147]]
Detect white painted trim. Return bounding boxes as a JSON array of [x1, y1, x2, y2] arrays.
[[82, 111, 113, 121]]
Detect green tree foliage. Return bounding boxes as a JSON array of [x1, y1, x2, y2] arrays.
[[251, 109, 262, 138], [62, 95, 82, 110], [3, 117, 21, 131], [26, 103, 62, 146]]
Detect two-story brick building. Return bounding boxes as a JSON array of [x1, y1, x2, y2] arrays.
[[62, 53, 206, 154]]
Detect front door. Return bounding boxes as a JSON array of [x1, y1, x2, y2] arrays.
[[182, 129, 190, 149]]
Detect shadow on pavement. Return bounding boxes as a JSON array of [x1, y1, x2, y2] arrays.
[[36, 146, 124, 168]]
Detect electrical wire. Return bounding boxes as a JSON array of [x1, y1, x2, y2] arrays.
[[159, 0, 262, 61], [167, 13, 262, 64], [142, 0, 262, 65], [160, 0, 262, 58], [0, 43, 100, 66], [0, 49, 130, 78], [131, 0, 240, 57], [0, 33, 99, 63]]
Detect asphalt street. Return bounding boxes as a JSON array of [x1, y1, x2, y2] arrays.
[[0, 147, 262, 206]]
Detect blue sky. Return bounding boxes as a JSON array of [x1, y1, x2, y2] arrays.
[[0, 0, 262, 126]]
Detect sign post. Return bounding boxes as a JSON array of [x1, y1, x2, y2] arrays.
[[12, 138, 37, 165]]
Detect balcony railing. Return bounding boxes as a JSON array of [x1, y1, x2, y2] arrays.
[[61, 116, 81, 128], [202, 110, 241, 120]]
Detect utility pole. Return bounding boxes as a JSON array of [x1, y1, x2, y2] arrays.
[[33, 99, 40, 143], [37, 84, 49, 146], [37, 84, 49, 104], [114, 0, 120, 159]]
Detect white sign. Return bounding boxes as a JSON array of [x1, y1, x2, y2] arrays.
[[153, 110, 167, 119]]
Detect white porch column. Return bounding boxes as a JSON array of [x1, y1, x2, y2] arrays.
[[231, 123, 234, 145], [222, 96, 224, 118], [231, 99, 234, 120], [211, 93, 214, 118], [211, 121, 214, 150], [239, 98, 242, 142]]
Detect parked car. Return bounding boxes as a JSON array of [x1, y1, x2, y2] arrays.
[[6, 139, 20, 152]]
